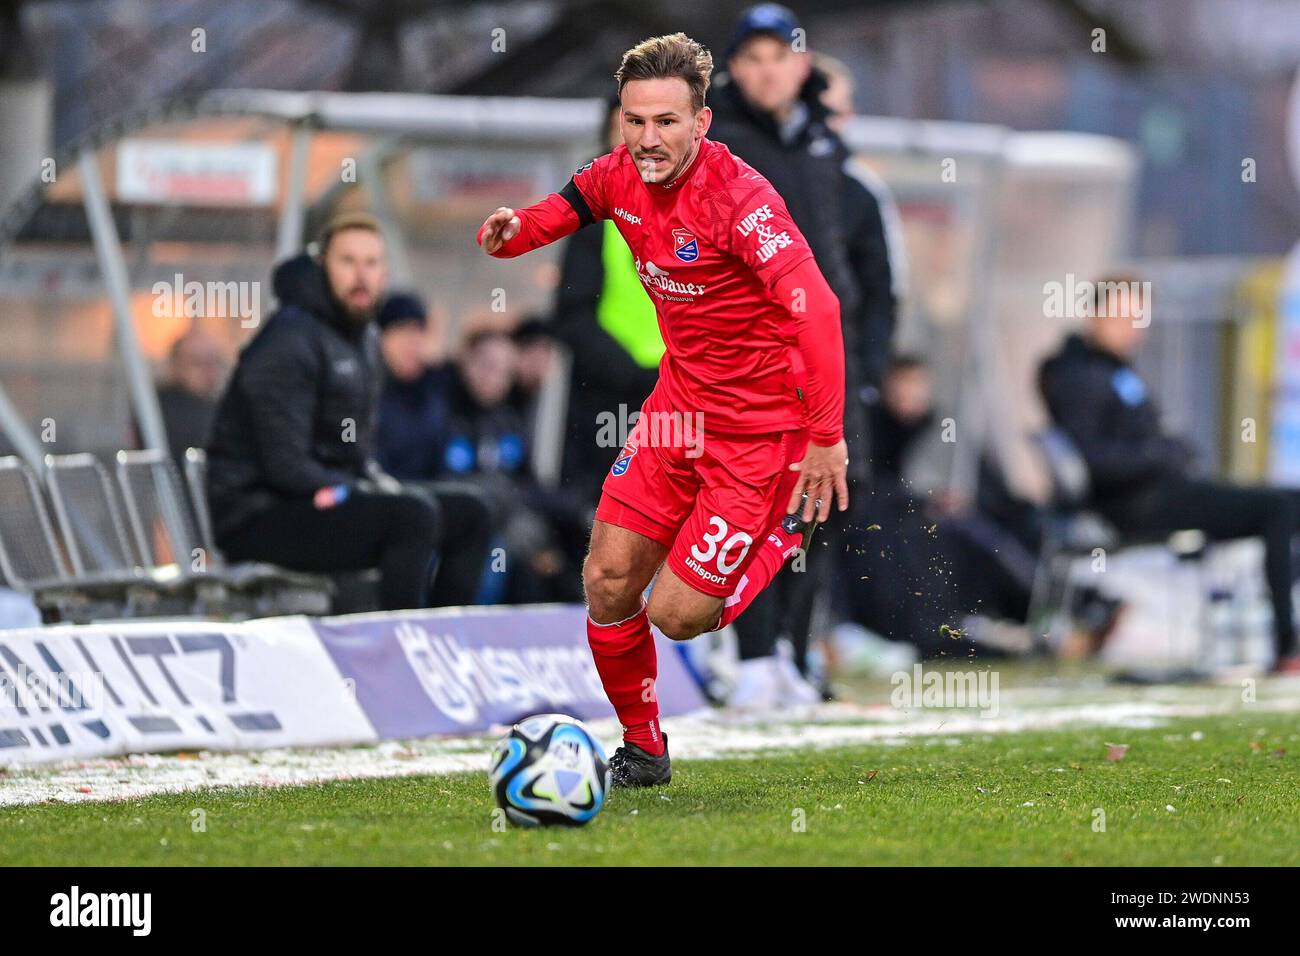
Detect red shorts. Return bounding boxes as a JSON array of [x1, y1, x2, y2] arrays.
[[594, 388, 809, 597]]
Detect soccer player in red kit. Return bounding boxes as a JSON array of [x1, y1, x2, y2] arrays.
[[477, 33, 848, 786]]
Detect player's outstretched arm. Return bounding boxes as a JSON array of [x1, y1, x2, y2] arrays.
[[475, 189, 588, 258], [773, 258, 849, 522]]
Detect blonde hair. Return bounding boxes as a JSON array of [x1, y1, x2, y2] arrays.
[[318, 210, 382, 256], [615, 33, 714, 112]]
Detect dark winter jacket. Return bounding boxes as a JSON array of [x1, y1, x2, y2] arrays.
[[1038, 333, 1193, 523], [206, 254, 382, 540], [708, 69, 900, 476], [841, 164, 901, 391], [708, 68, 860, 324], [377, 365, 454, 482]]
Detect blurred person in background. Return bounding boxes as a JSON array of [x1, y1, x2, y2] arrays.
[[847, 356, 958, 658], [439, 328, 583, 604], [851, 356, 1122, 660], [707, 4, 890, 705], [206, 212, 443, 611], [375, 291, 494, 606], [1039, 276, 1299, 673], [146, 328, 228, 471], [376, 292, 453, 480], [815, 51, 906, 398], [508, 315, 559, 434], [552, 97, 664, 511]]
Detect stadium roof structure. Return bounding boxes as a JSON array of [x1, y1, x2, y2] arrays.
[[0, 89, 1137, 499]]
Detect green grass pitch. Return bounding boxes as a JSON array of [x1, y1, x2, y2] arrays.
[[2, 711, 1296, 866]]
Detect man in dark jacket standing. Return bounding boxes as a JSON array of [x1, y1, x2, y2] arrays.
[[705, 4, 897, 703], [1039, 277, 1298, 671], [206, 212, 442, 611]]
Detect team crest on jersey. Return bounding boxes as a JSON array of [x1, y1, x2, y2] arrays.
[[611, 447, 636, 477], [672, 227, 700, 262]]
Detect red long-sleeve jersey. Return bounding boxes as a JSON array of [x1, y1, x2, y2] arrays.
[[478, 138, 845, 445]]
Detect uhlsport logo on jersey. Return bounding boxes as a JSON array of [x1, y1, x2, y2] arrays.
[[611, 447, 636, 477], [672, 227, 700, 262]]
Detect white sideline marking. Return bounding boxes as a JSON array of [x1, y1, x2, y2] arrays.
[[2, 688, 1298, 807]]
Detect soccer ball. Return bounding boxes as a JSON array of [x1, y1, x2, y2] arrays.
[[488, 714, 611, 827]]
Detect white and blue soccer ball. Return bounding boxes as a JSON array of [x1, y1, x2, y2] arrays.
[[489, 714, 611, 827]]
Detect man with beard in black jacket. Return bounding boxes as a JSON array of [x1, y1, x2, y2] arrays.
[[705, 4, 898, 704], [1039, 277, 1299, 673], [206, 212, 442, 611]]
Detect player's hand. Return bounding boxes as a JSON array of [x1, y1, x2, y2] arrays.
[[478, 207, 521, 254], [787, 439, 850, 523]]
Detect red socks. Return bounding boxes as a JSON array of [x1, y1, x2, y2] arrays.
[[712, 519, 804, 632], [586, 603, 666, 756], [585, 517, 802, 755]]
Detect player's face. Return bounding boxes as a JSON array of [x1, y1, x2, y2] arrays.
[[728, 35, 810, 116], [323, 228, 388, 324], [620, 78, 711, 184]]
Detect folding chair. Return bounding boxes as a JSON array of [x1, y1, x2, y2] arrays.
[[0, 456, 133, 622], [128, 448, 332, 616], [1027, 427, 1232, 669]]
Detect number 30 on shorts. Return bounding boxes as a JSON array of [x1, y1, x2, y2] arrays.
[[690, 516, 753, 575]]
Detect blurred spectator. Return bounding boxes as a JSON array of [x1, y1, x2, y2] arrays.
[[508, 315, 558, 434], [851, 356, 1121, 658], [440, 330, 583, 603], [815, 51, 907, 395], [143, 328, 228, 470], [1039, 276, 1299, 671], [706, 4, 880, 704], [847, 356, 960, 658], [869, 355, 933, 489], [375, 291, 494, 607], [206, 212, 443, 611], [552, 97, 663, 510], [376, 292, 453, 480]]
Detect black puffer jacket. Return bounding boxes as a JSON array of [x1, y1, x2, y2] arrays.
[[206, 254, 381, 540], [711, 68, 887, 478], [1038, 334, 1194, 525], [707, 68, 861, 327]]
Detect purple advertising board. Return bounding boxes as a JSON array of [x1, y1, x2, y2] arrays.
[[311, 604, 706, 738]]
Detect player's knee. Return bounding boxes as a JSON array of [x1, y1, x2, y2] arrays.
[[583, 554, 637, 615], [647, 605, 710, 643]]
